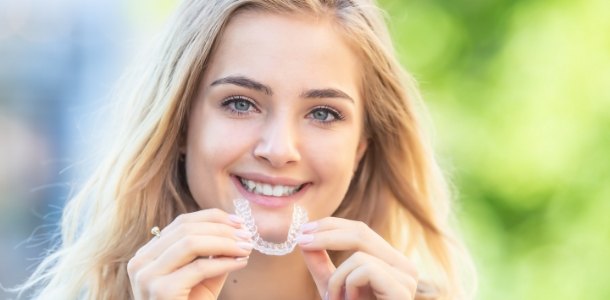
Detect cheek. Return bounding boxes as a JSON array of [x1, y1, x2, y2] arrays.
[[306, 128, 361, 177], [185, 109, 257, 207], [190, 107, 258, 163], [197, 121, 247, 161], [302, 130, 361, 215]]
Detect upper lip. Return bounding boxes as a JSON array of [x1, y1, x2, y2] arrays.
[[233, 172, 308, 187]]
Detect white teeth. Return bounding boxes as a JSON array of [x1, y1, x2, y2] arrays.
[[239, 178, 301, 197], [255, 184, 263, 194], [273, 185, 283, 197], [263, 184, 273, 195]]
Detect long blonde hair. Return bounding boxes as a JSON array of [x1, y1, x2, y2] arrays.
[[18, 0, 475, 299]]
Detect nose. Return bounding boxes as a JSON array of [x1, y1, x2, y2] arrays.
[[253, 116, 301, 168]]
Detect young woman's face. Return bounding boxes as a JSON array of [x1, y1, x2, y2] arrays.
[[185, 11, 367, 241]]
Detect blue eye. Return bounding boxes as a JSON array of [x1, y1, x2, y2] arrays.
[[312, 109, 332, 121], [233, 99, 252, 111], [221, 96, 259, 115], [308, 106, 344, 124]]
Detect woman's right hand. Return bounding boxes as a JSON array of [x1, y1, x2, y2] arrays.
[[127, 208, 254, 300]]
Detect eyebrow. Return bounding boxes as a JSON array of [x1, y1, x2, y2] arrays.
[[210, 75, 355, 103], [211, 76, 272, 95], [300, 88, 354, 103]]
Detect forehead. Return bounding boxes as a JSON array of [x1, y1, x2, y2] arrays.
[[203, 10, 362, 101]]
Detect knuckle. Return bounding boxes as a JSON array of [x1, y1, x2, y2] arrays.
[[407, 277, 419, 295], [208, 207, 224, 214], [344, 270, 360, 286], [175, 222, 192, 235], [351, 251, 367, 262], [174, 213, 189, 225], [134, 271, 151, 289], [180, 236, 199, 251], [134, 245, 146, 256], [327, 273, 342, 290], [355, 221, 369, 236], [148, 278, 169, 298], [162, 282, 181, 299], [175, 213, 193, 225], [206, 208, 226, 219], [362, 263, 376, 274], [126, 257, 140, 275], [350, 221, 370, 246]]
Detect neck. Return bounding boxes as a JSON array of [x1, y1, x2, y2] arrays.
[[219, 250, 319, 300]]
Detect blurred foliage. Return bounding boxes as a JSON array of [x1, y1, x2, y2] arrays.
[[379, 0, 610, 299]]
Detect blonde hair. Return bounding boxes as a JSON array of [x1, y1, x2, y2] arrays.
[[18, 0, 476, 299]]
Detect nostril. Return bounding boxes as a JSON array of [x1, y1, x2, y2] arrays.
[[253, 144, 301, 167], [253, 125, 301, 166]]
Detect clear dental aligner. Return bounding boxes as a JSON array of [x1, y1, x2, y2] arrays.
[[233, 198, 308, 256]]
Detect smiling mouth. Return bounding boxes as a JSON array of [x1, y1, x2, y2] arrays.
[[237, 176, 305, 197]]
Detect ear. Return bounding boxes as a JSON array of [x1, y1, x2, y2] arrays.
[[354, 137, 368, 172]]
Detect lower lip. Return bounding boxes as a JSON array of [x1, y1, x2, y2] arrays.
[[231, 176, 309, 208]]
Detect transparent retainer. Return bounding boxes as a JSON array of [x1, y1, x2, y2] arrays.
[[233, 199, 308, 256]]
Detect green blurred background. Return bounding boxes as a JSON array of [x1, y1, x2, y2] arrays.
[[1, 0, 608, 299], [380, 0, 610, 299]]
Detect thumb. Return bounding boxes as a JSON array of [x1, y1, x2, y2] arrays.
[[189, 273, 228, 299], [300, 248, 336, 298]]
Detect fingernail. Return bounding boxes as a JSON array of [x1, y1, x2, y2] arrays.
[[295, 234, 314, 245], [300, 221, 318, 233], [235, 255, 249, 262], [234, 229, 253, 240], [236, 241, 254, 250], [324, 290, 329, 300], [229, 214, 244, 224]]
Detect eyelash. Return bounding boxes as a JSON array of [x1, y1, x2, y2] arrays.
[[220, 96, 346, 124], [220, 95, 260, 116], [308, 105, 345, 125]]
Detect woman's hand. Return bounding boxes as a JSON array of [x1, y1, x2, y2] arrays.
[[298, 217, 418, 300], [127, 209, 253, 300]]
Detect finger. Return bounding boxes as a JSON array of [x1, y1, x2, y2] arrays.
[[134, 209, 249, 266], [144, 208, 241, 248], [327, 252, 368, 300], [189, 273, 227, 299], [140, 222, 251, 260], [344, 285, 361, 300], [298, 218, 417, 275], [300, 248, 336, 298], [345, 264, 415, 300], [161, 256, 249, 297], [149, 235, 253, 274], [328, 252, 417, 300], [162, 209, 244, 237], [130, 226, 250, 276], [344, 265, 378, 300]]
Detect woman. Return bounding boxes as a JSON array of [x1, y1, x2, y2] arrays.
[[19, 0, 475, 299]]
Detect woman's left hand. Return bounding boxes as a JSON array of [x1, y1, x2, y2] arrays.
[[297, 217, 418, 300]]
